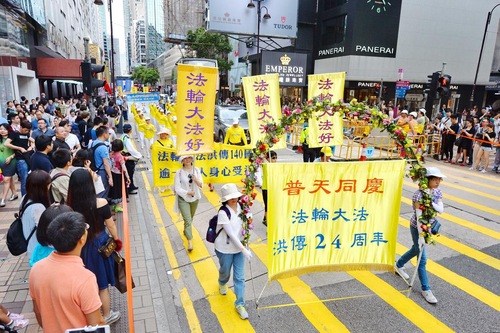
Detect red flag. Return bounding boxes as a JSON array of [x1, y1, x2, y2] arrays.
[[103, 80, 113, 95]]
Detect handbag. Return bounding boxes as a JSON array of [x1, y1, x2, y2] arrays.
[[430, 219, 442, 235], [98, 237, 117, 258], [454, 136, 462, 146], [113, 251, 135, 293]]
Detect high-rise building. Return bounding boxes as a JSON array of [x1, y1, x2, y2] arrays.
[[146, 0, 166, 65]]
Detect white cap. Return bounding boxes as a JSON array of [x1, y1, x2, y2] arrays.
[[401, 110, 408, 114], [426, 167, 446, 179], [232, 118, 239, 125], [410, 112, 418, 118]]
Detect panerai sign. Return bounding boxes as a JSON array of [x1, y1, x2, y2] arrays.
[[261, 51, 307, 87]]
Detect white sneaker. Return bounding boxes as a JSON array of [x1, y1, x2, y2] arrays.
[[395, 263, 410, 280], [481, 169, 487, 173], [422, 290, 438, 304], [468, 167, 474, 171], [235, 305, 248, 320], [104, 310, 121, 325]]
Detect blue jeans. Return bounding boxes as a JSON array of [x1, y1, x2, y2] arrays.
[[16, 159, 29, 196], [215, 249, 245, 307], [396, 225, 430, 291], [96, 170, 110, 199]]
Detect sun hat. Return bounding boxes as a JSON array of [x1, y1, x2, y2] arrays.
[[145, 116, 151, 120], [320, 146, 332, 156], [425, 167, 446, 179], [401, 110, 408, 114], [419, 108, 426, 114], [178, 155, 194, 164], [220, 183, 243, 202], [410, 111, 418, 118], [157, 128, 171, 136], [232, 118, 239, 125]]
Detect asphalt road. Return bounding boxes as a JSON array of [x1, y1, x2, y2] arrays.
[[140, 147, 500, 333]]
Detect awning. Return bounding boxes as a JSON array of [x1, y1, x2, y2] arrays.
[[34, 46, 64, 59]]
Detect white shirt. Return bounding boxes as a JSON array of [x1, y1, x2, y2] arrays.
[[174, 167, 203, 203], [215, 204, 243, 254], [65, 133, 80, 150]]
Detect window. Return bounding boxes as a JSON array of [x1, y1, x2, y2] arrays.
[[324, 0, 347, 11], [322, 15, 346, 45]]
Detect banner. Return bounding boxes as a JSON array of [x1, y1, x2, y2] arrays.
[[176, 64, 218, 155], [126, 93, 160, 115], [151, 143, 251, 187], [308, 72, 345, 147], [266, 160, 406, 281], [242, 74, 285, 149]]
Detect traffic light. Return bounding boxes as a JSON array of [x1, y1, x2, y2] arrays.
[[436, 74, 451, 98], [81, 61, 105, 96], [374, 83, 380, 96], [382, 85, 388, 97], [424, 72, 439, 99]]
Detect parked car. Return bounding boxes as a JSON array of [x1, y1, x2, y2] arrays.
[[214, 105, 251, 143]]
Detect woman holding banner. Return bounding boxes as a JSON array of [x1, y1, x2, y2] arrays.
[[174, 155, 203, 251]]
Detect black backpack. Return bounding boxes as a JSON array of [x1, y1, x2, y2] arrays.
[[6, 201, 37, 256], [206, 205, 231, 243], [49, 172, 69, 204], [89, 142, 107, 171]]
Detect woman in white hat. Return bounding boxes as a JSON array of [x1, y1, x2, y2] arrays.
[[153, 128, 174, 149], [395, 167, 445, 304], [174, 156, 203, 251], [215, 183, 252, 320]]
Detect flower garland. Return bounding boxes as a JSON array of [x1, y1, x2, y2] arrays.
[[238, 98, 438, 246]]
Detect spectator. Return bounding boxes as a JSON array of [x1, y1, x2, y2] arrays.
[[453, 118, 475, 166], [67, 169, 122, 325], [93, 126, 113, 198], [31, 118, 55, 140], [215, 183, 252, 319], [50, 126, 70, 160], [0, 304, 28, 330], [492, 112, 500, 173], [49, 148, 72, 203], [109, 139, 130, 212], [84, 116, 103, 148], [70, 149, 104, 194], [9, 113, 21, 131], [30, 204, 73, 267], [120, 124, 141, 195], [174, 155, 204, 251], [395, 167, 445, 304], [442, 114, 459, 163], [4, 120, 33, 196], [470, 122, 496, 172], [29, 211, 105, 332], [59, 119, 81, 152], [0, 123, 18, 207], [78, 110, 91, 147], [21, 170, 51, 259], [224, 118, 247, 146], [30, 135, 54, 173]]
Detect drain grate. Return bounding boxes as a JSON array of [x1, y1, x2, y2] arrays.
[[136, 167, 149, 171]]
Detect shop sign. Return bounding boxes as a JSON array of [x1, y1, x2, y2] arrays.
[[261, 51, 307, 87]]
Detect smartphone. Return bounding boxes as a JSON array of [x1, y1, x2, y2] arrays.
[[65, 325, 110, 333]]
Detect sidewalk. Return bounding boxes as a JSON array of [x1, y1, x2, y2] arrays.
[[0, 158, 181, 332]]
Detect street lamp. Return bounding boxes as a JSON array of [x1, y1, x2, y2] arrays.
[[247, 0, 271, 74], [470, 3, 500, 109], [95, 0, 116, 99]]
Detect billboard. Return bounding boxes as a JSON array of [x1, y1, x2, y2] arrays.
[[206, 0, 298, 38]]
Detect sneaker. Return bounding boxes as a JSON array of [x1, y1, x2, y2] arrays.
[[394, 263, 410, 280], [468, 167, 474, 171], [422, 290, 438, 304], [235, 305, 248, 320], [105, 310, 121, 325], [493, 166, 499, 172], [114, 205, 123, 213], [262, 219, 267, 227], [481, 169, 487, 173], [0, 199, 5, 207], [8, 194, 18, 201], [6, 318, 29, 330], [187, 240, 193, 252], [219, 284, 228, 295]]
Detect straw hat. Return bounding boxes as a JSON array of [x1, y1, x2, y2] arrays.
[[220, 183, 243, 202]]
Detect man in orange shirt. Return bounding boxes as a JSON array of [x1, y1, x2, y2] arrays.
[[29, 211, 104, 332]]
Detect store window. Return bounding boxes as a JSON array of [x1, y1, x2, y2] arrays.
[[322, 15, 347, 45], [324, 0, 348, 11]]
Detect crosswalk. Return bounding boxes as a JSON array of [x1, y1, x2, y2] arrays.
[[140, 159, 500, 333]]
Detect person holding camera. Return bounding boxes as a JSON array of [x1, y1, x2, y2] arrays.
[[470, 122, 496, 172], [174, 155, 203, 251]]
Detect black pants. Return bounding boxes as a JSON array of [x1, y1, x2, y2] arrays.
[[125, 160, 137, 190], [443, 137, 455, 161], [302, 144, 315, 162]]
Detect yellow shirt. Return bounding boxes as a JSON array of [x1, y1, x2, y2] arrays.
[[144, 124, 157, 139], [224, 125, 247, 145], [153, 138, 174, 149], [137, 118, 146, 132]]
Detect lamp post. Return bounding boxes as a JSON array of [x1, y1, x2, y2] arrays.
[[470, 3, 500, 109], [247, 0, 271, 74], [95, 0, 116, 100]]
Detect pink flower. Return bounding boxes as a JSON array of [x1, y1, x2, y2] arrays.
[[296, 108, 302, 114], [382, 118, 391, 125]]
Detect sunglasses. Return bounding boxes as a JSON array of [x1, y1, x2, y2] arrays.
[[188, 174, 193, 184]]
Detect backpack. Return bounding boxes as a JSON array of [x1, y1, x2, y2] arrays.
[[206, 205, 231, 243], [6, 201, 37, 256], [89, 142, 107, 171], [49, 172, 69, 204]]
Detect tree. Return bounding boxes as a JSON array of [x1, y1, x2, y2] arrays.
[[185, 28, 234, 72], [131, 66, 160, 86]]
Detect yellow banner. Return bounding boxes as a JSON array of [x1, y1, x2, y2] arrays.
[[176, 64, 218, 155], [242, 74, 285, 149], [308, 72, 345, 147], [151, 143, 251, 187], [266, 160, 406, 281]]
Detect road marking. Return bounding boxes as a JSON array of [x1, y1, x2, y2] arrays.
[[432, 163, 500, 184], [348, 271, 454, 332], [442, 173, 500, 190], [163, 189, 255, 332], [400, 197, 500, 240], [251, 243, 350, 333], [398, 217, 500, 270], [142, 173, 201, 332], [403, 180, 500, 216], [396, 243, 500, 312]]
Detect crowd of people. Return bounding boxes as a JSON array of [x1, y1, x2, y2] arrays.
[[0, 95, 142, 331]]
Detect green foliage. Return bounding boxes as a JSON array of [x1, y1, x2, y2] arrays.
[[185, 28, 234, 72], [131, 66, 160, 86]]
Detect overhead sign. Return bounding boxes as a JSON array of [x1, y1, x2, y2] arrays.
[[395, 89, 406, 98], [405, 93, 425, 102], [261, 51, 307, 87], [206, 0, 299, 38]]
